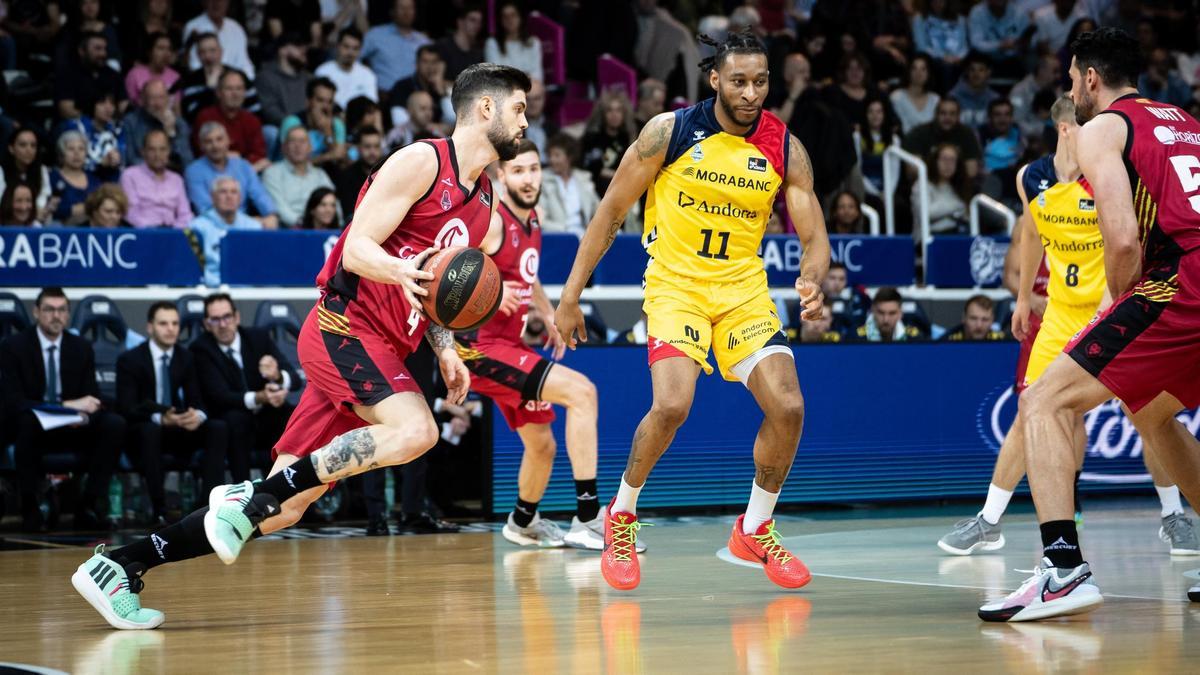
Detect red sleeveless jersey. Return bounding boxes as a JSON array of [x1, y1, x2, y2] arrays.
[[1104, 95, 1200, 265], [317, 138, 495, 352], [474, 201, 541, 344]]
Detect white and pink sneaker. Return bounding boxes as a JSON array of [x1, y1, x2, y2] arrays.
[[978, 557, 1103, 622]]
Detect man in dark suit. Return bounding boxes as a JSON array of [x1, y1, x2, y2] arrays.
[[189, 293, 298, 483], [117, 301, 228, 524], [0, 287, 124, 532]]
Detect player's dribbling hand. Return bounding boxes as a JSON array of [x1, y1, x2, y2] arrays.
[[499, 280, 523, 316], [795, 277, 824, 321], [396, 247, 438, 314], [438, 349, 471, 405], [554, 300, 587, 349], [1012, 297, 1031, 341]]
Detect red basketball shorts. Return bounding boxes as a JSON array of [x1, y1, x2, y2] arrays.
[[455, 338, 555, 430]]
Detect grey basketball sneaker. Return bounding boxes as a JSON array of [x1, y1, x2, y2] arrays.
[[563, 507, 646, 552], [1160, 512, 1200, 555], [938, 513, 1006, 555], [502, 512, 566, 548]]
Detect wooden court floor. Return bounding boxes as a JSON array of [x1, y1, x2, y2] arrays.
[[2, 504, 1199, 673]]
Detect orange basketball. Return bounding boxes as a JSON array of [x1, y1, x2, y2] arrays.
[[418, 246, 503, 330]]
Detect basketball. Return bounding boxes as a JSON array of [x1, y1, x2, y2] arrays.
[[419, 246, 503, 330]]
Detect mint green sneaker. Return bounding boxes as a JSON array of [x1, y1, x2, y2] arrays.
[[204, 480, 275, 565], [71, 545, 164, 630]]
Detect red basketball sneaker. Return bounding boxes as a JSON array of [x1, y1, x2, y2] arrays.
[[602, 500, 642, 591], [728, 516, 811, 589]]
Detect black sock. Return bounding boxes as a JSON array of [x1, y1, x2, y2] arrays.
[[255, 457, 324, 502], [575, 479, 599, 522], [110, 507, 215, 573], [1073, 471, 1082, 515], [1040, 519, 1084, 568], [513, 497, 538, 527]]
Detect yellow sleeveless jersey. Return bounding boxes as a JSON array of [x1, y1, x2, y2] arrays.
[[1022, 154, 1105, 306], [643, 99, 789, 282]]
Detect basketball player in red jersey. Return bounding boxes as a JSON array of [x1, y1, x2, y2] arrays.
[[981, 28, 1200, 622], [71, 64, 531, 630], [458, 139, 625, 551]]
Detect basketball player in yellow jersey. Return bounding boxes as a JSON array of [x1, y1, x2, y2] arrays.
[[556, 30, 830, 591], [938, 98, 1196, 557]]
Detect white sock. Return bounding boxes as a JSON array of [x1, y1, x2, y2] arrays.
[[1157, 485, 1184, 517], [742, 481, 780, 534], [980, 484, 1013, 526], [612, 475, 642, 515]]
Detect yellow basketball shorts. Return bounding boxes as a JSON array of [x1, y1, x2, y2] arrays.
[[1025, 298, 1100, 387], [643, 263, 785, 381]]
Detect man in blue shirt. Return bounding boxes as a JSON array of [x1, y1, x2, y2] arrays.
[[184, 121, 277, 226], [362, 0, 431, 94], [188, 175, 263, 286], [968, 0, 1031, 78]]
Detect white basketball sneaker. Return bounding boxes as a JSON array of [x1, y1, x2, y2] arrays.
[[978, 556, 1103, 622]]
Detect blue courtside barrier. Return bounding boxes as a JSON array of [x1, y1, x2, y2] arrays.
[[0, 227, 201, 286]]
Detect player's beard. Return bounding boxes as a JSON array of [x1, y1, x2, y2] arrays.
[[489, 117, 521, 161], [717, 89, 761, 129], [508, 185, 540, 209], [1074, 87, 1097, 125]]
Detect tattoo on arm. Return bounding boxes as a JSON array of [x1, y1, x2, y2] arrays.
[[635, 116, 672, 160], [425, 325, 454, 352], [789, 134, 813, 186], [314, 427, 378, 477]]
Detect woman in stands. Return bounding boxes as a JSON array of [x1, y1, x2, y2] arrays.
[[84, 183, 129, 228], [49, 131, 102, 226], [581, 89, 637, 196], [890, 53, 940, 134], [919, 142, 971, 234], [484, 1, 543, 82], [300, 187, 342, 230], [0, 129, 52, 213], [830, 191, 866, 235], [1, 183, 43, 227]]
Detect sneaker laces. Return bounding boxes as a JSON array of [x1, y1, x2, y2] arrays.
[[610, 518, 643, 562], [531, 518, 564, 540], [752, 522, 794, 565], [951, 516, 985, 536]]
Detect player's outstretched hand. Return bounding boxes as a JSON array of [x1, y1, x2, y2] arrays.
[[395, 247, 438, 314], [499, 280, 523, 316], [1012, 297, 1031, 341], [438, 349, 471, 405], [795, 277, 824, 321], [543, 320, 567, 361], [554, 299, 587, 349]]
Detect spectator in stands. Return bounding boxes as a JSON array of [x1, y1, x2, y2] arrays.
[[281, 78, 347, 168], [0, 184, 44, 226], [122, 129, 194, 229], [116, 0, 177, 72], [822, 261, 872, 330], [55, 30, 125, 121], [798, 299, 841, 343], [124, 80, 193, 171], [912, 0, 969, 75], [856, 98, 893, 195], [1140, 46, 1193, 108], [262, 0, 323, 51], [2, 287, 124, 531], [334, 125, 382, 218], [315, 28, 378, 109], [856, 287, 923, 342], [830, 191, 867, 235], [1010, 53, 1061, 141], [2, 1, 61, 66], [633, 0, 699, 103], [362, 0, 431, 94], [522, 79, 554, 164], [49, 131, 102, 225], [822, 52, 882, 132], [901, 97, 982, 179], [57, 92, 125, 181], [436, 5, 484, 81], [189, 176, 265, 285], [83, 183, 128, 228], [193, 69, 269, 172], [782, 53, 859, 205], [346, 97, 386, 142], [257, 32, 314, 128], [942, 294, 1006, 341], [634, 78, 667, 130], [388, 91, 442, 147], [262, 125, 336, 227], [124, 32, 180, 104], [949, 52, 1000, 131], [582, 90, 636, 197], [56, 0, 122, 69], [185, 122, 277, 223], [1032, 0, 1090, 55], [118, 301, 228, 524], [484, 1, 544, 82], [980, 98, 1022, 191], [388, 45, 454, 128], [966, 0, 1028, 78], [891, 53, 941, 135], [175, 32, 260, 123], [301, 186, 342, 229], [323, 0, 369, 42], [190, 292, 299, 486], [770, 52, 812, 126], [0, 129, 52, 213], [920, 142, 971, 234], [540, 133, 599, 236], [183, 0, 255, 79]]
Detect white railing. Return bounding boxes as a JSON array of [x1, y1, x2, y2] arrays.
[[861, 201, 881, 236], [969, 194, 1017, 235], [882, 144, 929, 261]]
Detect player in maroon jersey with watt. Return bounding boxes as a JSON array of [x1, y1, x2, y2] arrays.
[[458, 139, 634, 551], [71, 64, 531, 631], [980, 28, 1200, 622]]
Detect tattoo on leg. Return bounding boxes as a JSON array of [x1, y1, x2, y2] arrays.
[[754, 464, 790, 492], [625, 426, 649, 472], [317, 428, 377, 475]]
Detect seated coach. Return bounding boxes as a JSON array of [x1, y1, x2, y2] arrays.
[[0, 287, 124, 532], [190, 293, 298, 480], [117, 301, 228, 524]]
